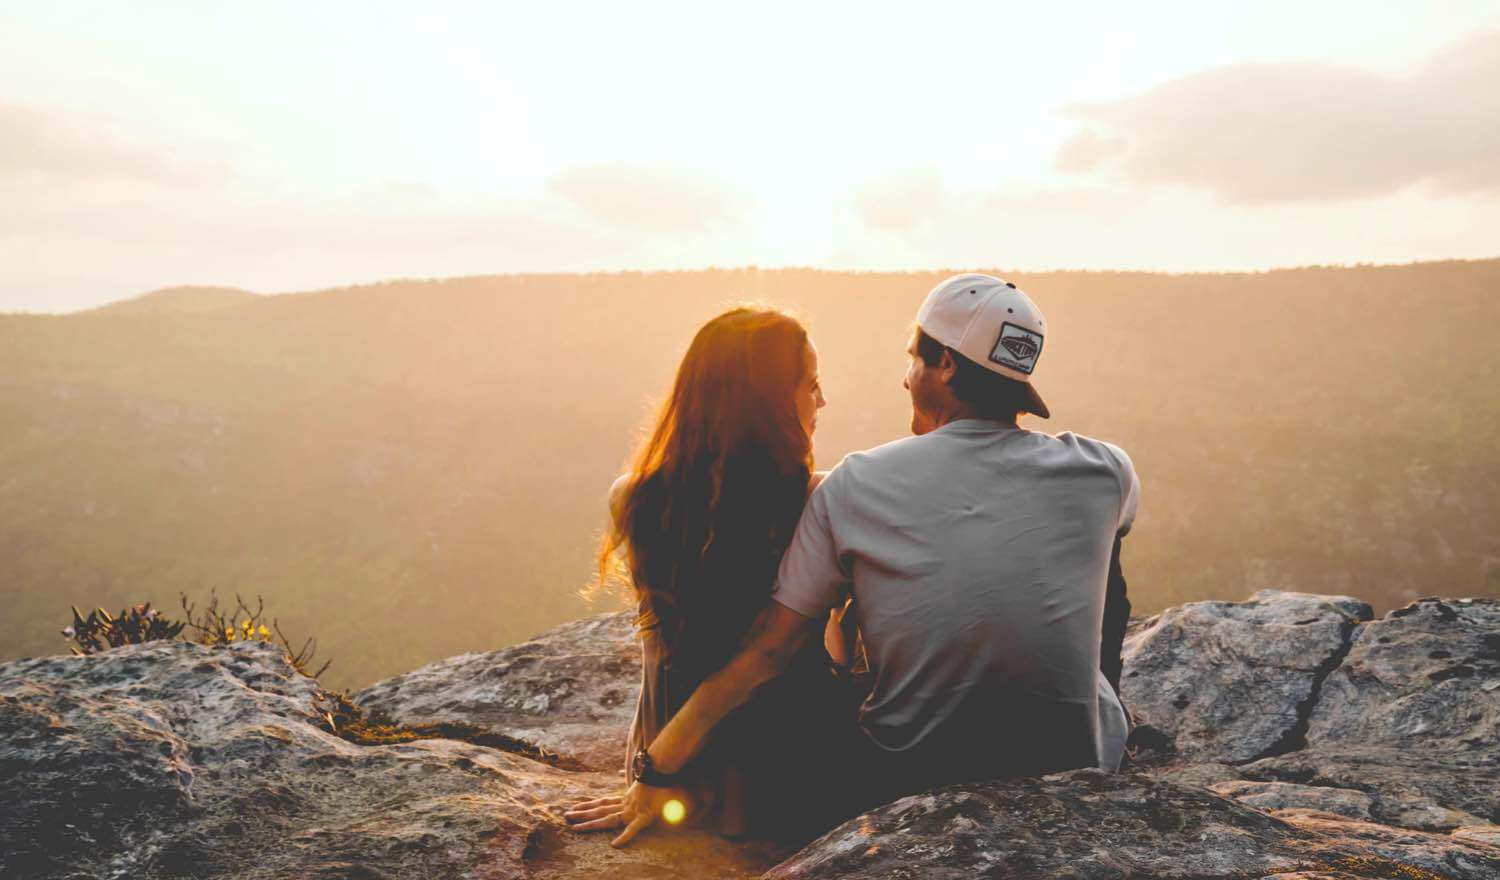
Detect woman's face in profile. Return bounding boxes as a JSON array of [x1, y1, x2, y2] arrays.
[[795, 342, 826, 438]]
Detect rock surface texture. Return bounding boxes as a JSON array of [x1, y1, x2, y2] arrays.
[[354, 612, 638, 772], [1120, 590, 1374, 763], [0, 638, 777, 880], [766, 771, 1500, 880], [1239, 597, 1500, 832], [3, 590, 1498, 879]]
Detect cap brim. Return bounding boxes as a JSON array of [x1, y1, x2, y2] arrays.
[[1022, 382, 1051, 419]]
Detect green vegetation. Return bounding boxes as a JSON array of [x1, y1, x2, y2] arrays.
[[4, 261, 1497, 689]]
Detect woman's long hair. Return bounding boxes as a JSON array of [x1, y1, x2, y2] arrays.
[[599, 306, 813, 658]]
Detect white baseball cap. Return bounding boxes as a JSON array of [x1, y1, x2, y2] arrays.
[[915, 273, 1051, 419]]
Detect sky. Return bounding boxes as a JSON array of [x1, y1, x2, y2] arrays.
[[2, 1, 1498, 313]]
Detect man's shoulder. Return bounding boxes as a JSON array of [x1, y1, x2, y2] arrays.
[[821, 428, 1136, 490], [824, 432, 940, 483], [1039, 432, 1138, 503], [1046, 431, 1134, 468], [1046, 432, 1141, 533]]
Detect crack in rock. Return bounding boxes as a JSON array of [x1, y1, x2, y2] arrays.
[[1120, 591, 1373, 765], [1245, 615, 1364, 763]]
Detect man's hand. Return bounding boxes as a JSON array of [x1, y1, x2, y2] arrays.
[[563, 782, 692, 848]]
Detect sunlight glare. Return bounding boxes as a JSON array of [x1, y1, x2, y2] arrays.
[[662, 799, 686, 825]]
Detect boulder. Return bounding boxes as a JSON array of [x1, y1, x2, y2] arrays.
[[1237, 750, 1496, 832], [1304, 598, 1499, 756], [1239, 598, 1500, 830], [354, 611, 638, 772], [8, 592, 1500, 879], [1120, 590, 1372, 764], [0, 638, 782, 880], [760, 770, 1500, 880]]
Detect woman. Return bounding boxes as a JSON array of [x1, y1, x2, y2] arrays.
[[568, 306, 851, 840]]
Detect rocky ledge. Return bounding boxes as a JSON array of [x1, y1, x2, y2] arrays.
[[3, 591, 1497, 879]]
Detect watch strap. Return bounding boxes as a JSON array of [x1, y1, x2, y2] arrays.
[[633, 748, 680, 787]]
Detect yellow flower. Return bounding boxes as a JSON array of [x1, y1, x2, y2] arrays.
[[241, 619, 253, 635], [258, 625, 271, 641], [224, 628, 236, 642]]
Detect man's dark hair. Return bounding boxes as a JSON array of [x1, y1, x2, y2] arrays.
[[914, 327, 1032, 421]]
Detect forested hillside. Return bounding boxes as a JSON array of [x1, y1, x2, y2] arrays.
[[2, 261, 1495, 688]]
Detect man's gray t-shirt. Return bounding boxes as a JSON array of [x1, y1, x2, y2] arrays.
[[772, 418, 1140, 757]]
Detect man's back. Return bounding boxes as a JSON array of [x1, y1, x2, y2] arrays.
[[772, 417, 1139, 771]]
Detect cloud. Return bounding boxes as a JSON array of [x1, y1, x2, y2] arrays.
[[546, 161, 748, 233], [0, 104, 195, 185], [1057, 30, 1500, 203], [1053, 130, 1128, 174]]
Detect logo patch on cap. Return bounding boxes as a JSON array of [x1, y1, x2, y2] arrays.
[[990, 322, 1043, 374]]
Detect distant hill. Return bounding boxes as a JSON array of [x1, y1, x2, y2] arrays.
[[2, 261, 1497, 689], [86, 286, 261, 316]]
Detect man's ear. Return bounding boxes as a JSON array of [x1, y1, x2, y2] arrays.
[[937, 348, 959, 385]]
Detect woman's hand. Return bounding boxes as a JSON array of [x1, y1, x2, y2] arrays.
[[563, 782, 694, 847]]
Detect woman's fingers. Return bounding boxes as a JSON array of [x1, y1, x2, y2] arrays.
[[611, 812, 654, 848], [564, 804, 624, 824], [565, 796, 623, 814], [569, 811, 626, 832], [564, 797, 621, 821]]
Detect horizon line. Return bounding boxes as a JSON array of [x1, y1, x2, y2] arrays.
[[8, 254, 1498, 317]]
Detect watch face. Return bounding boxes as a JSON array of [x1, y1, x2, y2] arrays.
[[632, 748, 647, 779]]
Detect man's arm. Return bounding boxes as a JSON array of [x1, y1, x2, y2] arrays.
[[651, 471, 841, 767], [564, 600, 821, 845], [567, 471, 850, 845], [651, 600, 818, 772], [1100, 441, 1139, 698], [1099, 536, 1130, 696]]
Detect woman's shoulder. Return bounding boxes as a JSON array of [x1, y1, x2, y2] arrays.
[[609, 473, 634, 528]]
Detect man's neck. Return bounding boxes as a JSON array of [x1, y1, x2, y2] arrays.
[[932, 405, 1017, 430]]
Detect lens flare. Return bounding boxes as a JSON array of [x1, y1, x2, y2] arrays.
[[661, 798, 686, 825]]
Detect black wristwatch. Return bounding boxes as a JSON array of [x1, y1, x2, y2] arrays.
[[631, 747, 680, 787]]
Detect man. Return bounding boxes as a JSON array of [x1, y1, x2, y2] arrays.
[[566, 273, 1140, 846]]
